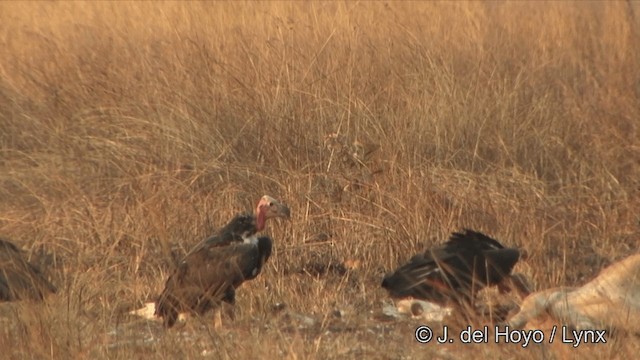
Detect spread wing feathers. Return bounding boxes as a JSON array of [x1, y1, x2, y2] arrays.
[[0, 239, 57, 301], [155, 236, 272, 327], [446, 229, 507, 250], [382, 229, 521, 304]]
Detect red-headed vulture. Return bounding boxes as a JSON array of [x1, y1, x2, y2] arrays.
[[155, 195, 290, 328]]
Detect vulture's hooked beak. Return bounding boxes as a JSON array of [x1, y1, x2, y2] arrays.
[[279, 203, 291, 219], [259, 195, 291, 220]]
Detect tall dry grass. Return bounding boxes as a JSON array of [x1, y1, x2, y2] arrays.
[[0, 1, 638, 359]]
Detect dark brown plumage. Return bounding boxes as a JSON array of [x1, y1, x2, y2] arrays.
[[155, 195, 290, 328], [381, 229, 522, 306], [0, 238, 57, 301]]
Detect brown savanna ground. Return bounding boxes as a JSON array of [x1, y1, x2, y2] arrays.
[[0, 2, 639, 359]]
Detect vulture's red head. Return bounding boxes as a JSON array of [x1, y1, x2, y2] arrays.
[[255, 195, 291, 231]]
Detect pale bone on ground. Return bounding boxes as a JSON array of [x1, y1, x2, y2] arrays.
[[129, 302, 231, 329], [383, 299, 453, 322], [384, 273, 532, 323], [508, 253, 640, 333], [128, 302, 313, 329], [129, 302, 187, 324]]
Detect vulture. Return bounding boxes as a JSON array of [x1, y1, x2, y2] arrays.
[[381, 229, 522, 306], [0, 238, 57, 301], [155, 195, 291, 328]]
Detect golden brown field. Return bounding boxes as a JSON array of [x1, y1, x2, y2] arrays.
[[0, 1, 638, 359]]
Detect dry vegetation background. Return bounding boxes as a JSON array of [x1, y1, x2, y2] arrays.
[[0, 1, 639, 359]]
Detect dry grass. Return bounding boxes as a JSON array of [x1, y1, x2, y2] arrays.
[[0, 1, 639, 359]]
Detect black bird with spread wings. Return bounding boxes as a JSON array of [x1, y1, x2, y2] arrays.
[[155, 195, 291, 328], [381, 229, 522, 306], [0, 238, 57, 301]]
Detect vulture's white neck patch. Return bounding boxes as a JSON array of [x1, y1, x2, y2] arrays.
[[242, 234, 259, 245]]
